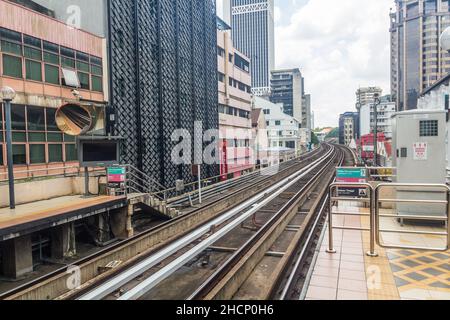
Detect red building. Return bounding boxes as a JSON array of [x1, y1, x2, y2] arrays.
[[359, 133, 387, 164]]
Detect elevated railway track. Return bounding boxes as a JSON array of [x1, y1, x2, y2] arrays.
[[0, 144, 355, 301]]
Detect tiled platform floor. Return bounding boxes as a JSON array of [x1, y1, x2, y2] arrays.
[[305, 202, 450, 300]]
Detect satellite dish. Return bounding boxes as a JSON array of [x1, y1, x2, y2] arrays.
[[440, 27, 450, 52]]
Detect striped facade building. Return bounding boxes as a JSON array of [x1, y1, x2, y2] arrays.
[[227, 0, 275, 96]]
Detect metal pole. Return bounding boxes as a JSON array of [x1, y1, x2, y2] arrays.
[[4, 99, 15, 209], [373, 99, 379, 167], [84, 167, 90, 197], [198, 164, 202, 204], [326, 187, 336, 253], [367, 187, 378, 257]]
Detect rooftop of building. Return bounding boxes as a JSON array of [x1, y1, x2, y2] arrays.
[[271, 68, 301, 75]]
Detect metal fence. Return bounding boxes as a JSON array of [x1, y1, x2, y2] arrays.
[[327, 182, 450, 256]]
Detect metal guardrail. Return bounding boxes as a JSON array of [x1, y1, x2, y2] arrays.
[[328, 183, 377, 257], [327, 182, 450, 257], [374, 183, 450, 252], [0, 165, 105, 182]]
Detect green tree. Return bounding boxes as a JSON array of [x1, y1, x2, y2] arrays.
[[311, 132, 320, 145]]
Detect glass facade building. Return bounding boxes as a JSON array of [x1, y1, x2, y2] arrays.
[[229, 0, 275, 96], [391, 0, 450, 111]]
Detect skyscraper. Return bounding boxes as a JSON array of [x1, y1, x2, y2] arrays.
[[270, 69, 304, 120], [229, 0, 275, 96], [390, 0, 450, 111], [356, 87, 383, 110]]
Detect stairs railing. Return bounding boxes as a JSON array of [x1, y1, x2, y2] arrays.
[[123, 165, 167, 200]]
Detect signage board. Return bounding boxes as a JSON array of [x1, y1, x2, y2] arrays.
[[336, 167, 368, 198], [413, 142, 428, 161], [336, 168, 367, 183], [107, 167, 126, 183]]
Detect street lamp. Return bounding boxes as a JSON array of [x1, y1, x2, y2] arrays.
[[373, 93, 381, 167], [1, 86, 16, 209]]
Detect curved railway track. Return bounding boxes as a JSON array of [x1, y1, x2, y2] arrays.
[[1, 144, 331, 300], [63, 144, 353, 301]]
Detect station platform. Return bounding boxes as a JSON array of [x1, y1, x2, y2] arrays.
[[305, 202, 450, 300], [0, 195, 128, 241]]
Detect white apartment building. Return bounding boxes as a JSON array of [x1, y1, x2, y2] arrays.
[[253, 96, 306, 154], [360, 102, 396, 139]]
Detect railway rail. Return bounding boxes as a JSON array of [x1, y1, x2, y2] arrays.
[[60, 144, 351, 301], [1, 144, 331, 300]]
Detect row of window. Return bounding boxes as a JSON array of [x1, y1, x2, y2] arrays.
[[217, 46, 250, 73], [0, 104, 77, 166], [218, 72, 252, 94], [219, 104, 251, 119], [225, 139, 250, 148], [0, 27, 103, 92]]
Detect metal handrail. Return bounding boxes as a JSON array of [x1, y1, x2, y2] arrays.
[[374, 183, 450, 252], [327, 182, 377, 257], [124, 164, 167, 191], [0, 165, 105, 183]]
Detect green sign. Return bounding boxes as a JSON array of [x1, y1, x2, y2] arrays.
[[108, 167, 126, 175], [336, 168, 367, 182]]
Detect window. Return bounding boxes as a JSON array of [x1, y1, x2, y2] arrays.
[[11, 105, 26, 130], [44, 52, 59, 64], [45, 64, 59, 85], [27, 106, 45, 131], [218, 72, 225, 83], [78, 72, 90, 90], [419, 120, 438, 137], [0, 144, 3, 165], [92, 76, 103, 92], [2, 55, 22, 78], [1, 41, 22, 55], [24, 46, 42, 60], [65, 144, 77, 161], [61, 56, 75, 69], [77, 61, 90, 73], [29, 144, 45, 164], [48, 144, 63, 162], [275, 121, 281, 126], [25, 59, 42, 81], [46, 108, 58, 131], [12, 145, 26, 165]]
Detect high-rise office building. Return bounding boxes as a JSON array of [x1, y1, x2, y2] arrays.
[[356, 87, 383, 110], [229, 0, 275, 96], [339, 112, 359, 146], [270, 69, 304, 120], [390, 0, 450, 111], [4, 0, 219, 188]]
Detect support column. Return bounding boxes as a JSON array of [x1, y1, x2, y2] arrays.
[[96, 213, 111, 244], [1, 235, 33, 279], [110, 206, 134, 240], [51, 223, 76, 260]]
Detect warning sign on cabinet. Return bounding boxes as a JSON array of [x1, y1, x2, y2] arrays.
[[413, 142, 428, 161]]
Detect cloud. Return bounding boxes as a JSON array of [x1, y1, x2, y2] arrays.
[[275, 0, 394, 127]]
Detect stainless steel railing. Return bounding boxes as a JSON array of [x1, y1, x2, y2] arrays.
[[327, 182, 378, 257], [374, 183, 450, 252], [327, 182, 450, 257]]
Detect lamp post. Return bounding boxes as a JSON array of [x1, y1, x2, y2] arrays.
[[1, 86, 16, 209], [373, 93, 381, 167]]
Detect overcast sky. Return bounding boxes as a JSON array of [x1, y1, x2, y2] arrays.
[[217, 0, 395, 128]]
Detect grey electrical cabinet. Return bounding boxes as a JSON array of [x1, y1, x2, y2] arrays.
[[392, 110, 447, 218]]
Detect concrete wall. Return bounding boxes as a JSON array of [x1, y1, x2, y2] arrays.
[[0, 175, 105, 208]]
